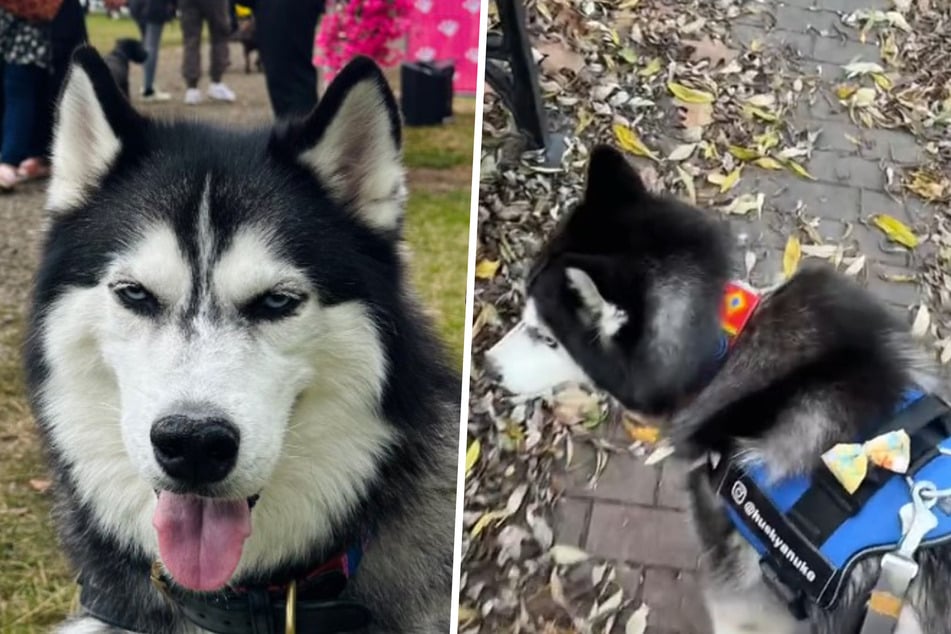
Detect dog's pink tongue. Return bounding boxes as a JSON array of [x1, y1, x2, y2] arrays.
[[153, 492, 251, 592]]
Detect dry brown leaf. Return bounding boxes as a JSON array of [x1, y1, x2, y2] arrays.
[[536, 39, 585, 74], [682, 35, 738, 66], [677, 102, 714, 129]]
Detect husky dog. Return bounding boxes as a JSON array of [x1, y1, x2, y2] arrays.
[[103, 38, 149, 99], [26, 47, 460, 634], [486, 145, 951, 634]]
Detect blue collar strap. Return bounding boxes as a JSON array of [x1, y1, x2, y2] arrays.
[[715, 391, 951, 616]]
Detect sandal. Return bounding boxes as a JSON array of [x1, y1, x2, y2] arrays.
[[0, 163, 20, 192], [17, 157, 50, 182]]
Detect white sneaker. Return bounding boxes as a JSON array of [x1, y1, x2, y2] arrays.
[[184, 88, 202, 105], [141, 88, 171, 102], [207, 82, 236, 102]]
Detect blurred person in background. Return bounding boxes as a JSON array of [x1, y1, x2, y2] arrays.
[[128, 0, 176, 101], [178, 0, 235, 104], [252, 0, 324, 117]]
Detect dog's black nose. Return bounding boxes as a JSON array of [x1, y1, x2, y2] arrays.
[[151, 416, 240, 485]]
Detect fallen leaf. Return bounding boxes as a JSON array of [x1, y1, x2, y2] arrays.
[[667, 143, 696, 161], [911, 305, 930, 338], [552, 386, 600, 425], [457, 605, 478, 627], [591, 589, 624, 621], [743, 103, 779, 123], [678, 102, 714, 129], [667, 81, 715, 104], [844, 61, 885, 77], [475, 259, 500, 279], [836, 83, 859, 100], [28, 478, 51, 493], [682, 35, 737, 66], [506, 483, 529, 515], [676, 166, 696, 204], [470, 510, 508, 538], [801, 244, 841, 258], [754, 156, 784, 170], [783, 236, 801, 279], [729, 145, 761, 161], [613, 124, 660, 161], [645, 442, 676, 465], [844, 255, 866, 276], [625, 604, 650, 634], [624, 421, 661, 444], [871, 214, 919, 249], [536, 39, 585, 74], [721, 193, 764, 215], [785, 160, 817, 180], [638, 57, 662, 77], [465, 439, 481, 476], [618, 47, 637, 64], [550, 544, 590, 566], [720, 167, 742, 193]]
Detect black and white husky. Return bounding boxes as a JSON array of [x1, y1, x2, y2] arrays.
[[486, 146, 951, 634], [25, 47, 460, 633]]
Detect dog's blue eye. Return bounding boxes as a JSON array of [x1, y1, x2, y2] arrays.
[[112, 283, 159, 316], [244, 291, 304, 321], [263, 294, 291, 309]]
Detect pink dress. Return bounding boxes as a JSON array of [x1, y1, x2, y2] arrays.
[[405, 0, 481, 94]]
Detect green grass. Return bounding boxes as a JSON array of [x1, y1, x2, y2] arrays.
[[86, 13, 187, 53], [404, 115, 475, 170], [404, 187, 472, 365]]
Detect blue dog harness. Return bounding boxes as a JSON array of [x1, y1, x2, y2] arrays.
[[714, 390, 951, 630]]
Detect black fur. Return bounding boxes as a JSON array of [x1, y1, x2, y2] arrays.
[[103, 38, 149, 99], [521, 145, 951, 632], [528, 145, 731, 415], [26, 47, 459, 633]]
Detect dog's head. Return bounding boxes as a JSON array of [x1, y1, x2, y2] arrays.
[[30, 47, 411, 590], [485, 146, 730, 413], [114, 37, 148, 64]]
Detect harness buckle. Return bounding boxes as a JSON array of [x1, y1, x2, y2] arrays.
[[285, 579, 298, 634]]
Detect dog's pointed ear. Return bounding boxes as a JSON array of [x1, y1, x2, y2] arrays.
[[272, 56, 405, 235], [583, 145, 646, 204], [48, 46, 144, 213], [565, 266, 628, 339]]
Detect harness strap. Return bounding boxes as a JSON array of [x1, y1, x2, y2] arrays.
[[857, 553, 918, 634]]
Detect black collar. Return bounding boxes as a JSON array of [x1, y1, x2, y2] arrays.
[[79, 542, 372, 634]]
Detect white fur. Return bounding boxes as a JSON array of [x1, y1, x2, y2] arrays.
[[565, 267, 628, 339], [47, 65, 121, 213], [485, 299, 592, 396], [299, 81, 405, 232], [38, 220, 395, 577]]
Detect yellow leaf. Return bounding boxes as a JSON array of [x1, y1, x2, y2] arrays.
[[470, 510, 508, 538], [785, 160, 817, 180], [754, 156, 784, 170], [871, 214, 919, 249], [872, 73, 893, 91], [743, 103, 779, 122], [639, 57, 662, 77], [753, 129, 780, 152], [720, 167, 742, 193], [465, 439, 481, 475], [458, 605, 478, 626], [836, 83, 859, 100], [623, 420, 661, 444], [728, 145, 760, 161], [475, 259, 500, 279], [783, 235, 801, 279], [700, 140, 719, 160], [667, 81, 715, 104], [613, 124, 659, 161]]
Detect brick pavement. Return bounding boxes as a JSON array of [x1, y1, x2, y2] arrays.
[[549, 1, 935, 632]]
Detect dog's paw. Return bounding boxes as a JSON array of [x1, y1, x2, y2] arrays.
[[56, 616, 135, 634]]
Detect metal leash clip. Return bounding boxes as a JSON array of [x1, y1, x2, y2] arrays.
[[285, 579, 298, 634], [858, 480, 939, 634]]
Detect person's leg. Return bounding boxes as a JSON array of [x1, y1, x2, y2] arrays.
[[255, 0, 324, 118], [142, 21, 164, 94], [180, 0, 203, 90], [205, 0, 232, 84], [1, 64, 45, 187]]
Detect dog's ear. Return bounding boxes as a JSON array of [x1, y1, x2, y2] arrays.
[[583, 145, 647, 204], [565, 267, 628, 339], [48, 46, 144, 213], [271, 56, 405, 235]]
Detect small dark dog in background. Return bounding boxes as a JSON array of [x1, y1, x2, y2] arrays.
[[231, 11, 261, 74], [103, 38, 148, 98]]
